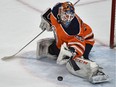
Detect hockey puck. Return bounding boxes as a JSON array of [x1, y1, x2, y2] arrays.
[[57, 76, 63, 81]]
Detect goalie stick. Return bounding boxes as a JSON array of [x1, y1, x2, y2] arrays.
[[1, 29, 46, 61], [74, 0, 80, 6]]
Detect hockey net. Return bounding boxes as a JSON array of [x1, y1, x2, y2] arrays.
[[110, 0, 116, 48]]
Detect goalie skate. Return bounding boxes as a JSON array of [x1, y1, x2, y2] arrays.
[[89, 70, 109, 84]]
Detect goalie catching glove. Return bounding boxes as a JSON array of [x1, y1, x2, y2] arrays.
[[39, 8, 53, 31]]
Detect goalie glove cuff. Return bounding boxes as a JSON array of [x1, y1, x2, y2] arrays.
[[68, 47, 76, 53]]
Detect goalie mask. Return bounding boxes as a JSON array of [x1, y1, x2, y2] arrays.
[[58, 2, 75, 27]]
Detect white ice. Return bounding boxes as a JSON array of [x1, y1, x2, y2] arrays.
[[0, 0, 116, 87]]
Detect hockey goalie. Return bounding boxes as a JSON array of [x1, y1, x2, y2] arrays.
[[36, 1, 109, 83]]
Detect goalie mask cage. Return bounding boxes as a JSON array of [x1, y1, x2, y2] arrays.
[[110, 0, 116, 48]]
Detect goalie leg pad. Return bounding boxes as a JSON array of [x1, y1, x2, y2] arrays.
[[66, 58, 109, 83], [66, 58, 98, 78], [36, 38, 56, 59]]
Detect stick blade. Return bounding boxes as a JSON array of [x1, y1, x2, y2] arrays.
[[1, 55, 15, 61]]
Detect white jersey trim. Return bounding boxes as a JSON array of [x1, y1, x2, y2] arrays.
[[68, 42, 85, 50]]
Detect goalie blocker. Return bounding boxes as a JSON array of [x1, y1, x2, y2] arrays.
[[36, 38, 109, 83]]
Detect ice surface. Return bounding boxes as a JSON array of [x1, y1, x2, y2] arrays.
[[0, 0, 115, 87]]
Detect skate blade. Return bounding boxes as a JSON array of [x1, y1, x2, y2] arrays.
[[90, 76, 110, 84], [91, 78, 110, 84]]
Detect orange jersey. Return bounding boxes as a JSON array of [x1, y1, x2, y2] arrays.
[[50, 3, 86, 58], [83, 23, 95, 45]]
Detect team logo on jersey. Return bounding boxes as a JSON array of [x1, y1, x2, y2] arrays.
[[75, 35, 84, 42]]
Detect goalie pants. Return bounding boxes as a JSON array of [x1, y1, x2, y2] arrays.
[[83, 44, 93, 59], [48, 40, 60, 57]]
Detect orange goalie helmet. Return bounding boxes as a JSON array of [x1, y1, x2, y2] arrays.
[[62, 1, 75, 14], [58, 1, 75, 27]]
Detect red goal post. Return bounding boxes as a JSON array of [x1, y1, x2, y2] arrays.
[[110, 0, 116, 48]]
